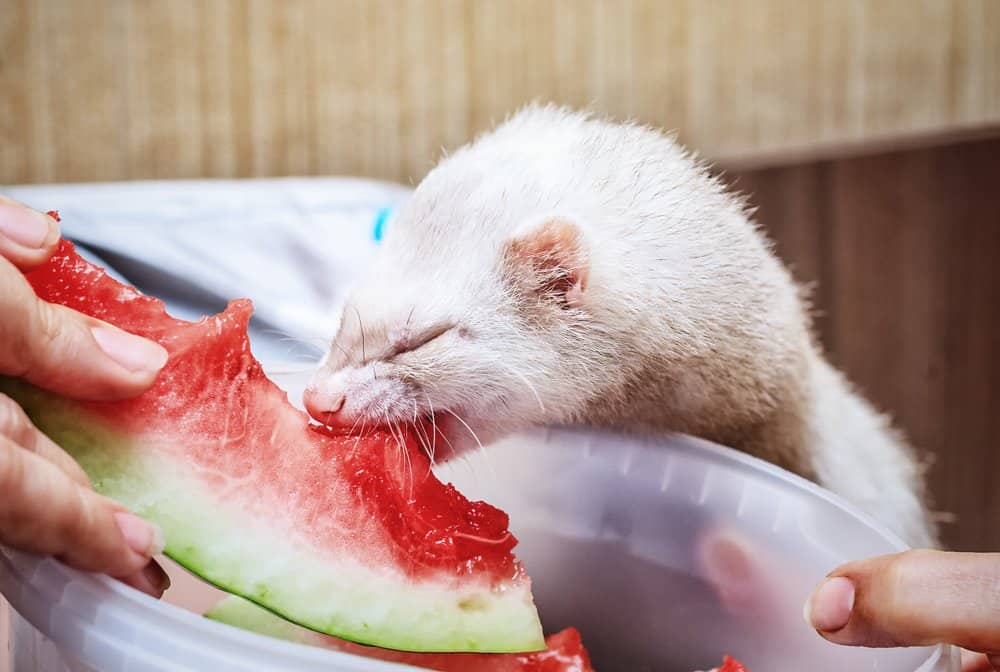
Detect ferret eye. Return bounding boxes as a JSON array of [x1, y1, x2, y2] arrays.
[[389, 322, 453, 357], [413, 323, 452, 348]]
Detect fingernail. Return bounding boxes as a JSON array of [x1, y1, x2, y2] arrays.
[[92, 327, 168, 375], [114, 512, 166, 556], [142, 563, 171, 593], [805, 576, 855, 632], [0, 203, 57, 248], [123, 564, 171, 597]]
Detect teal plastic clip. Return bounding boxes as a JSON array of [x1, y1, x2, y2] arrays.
[[372, 207, 393, 243]]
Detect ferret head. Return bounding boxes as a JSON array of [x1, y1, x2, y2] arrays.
[[304, 110, 621, 456], [303, 198, 602, 458], [304, 104, 783, 458]]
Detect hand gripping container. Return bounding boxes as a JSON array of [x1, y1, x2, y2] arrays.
[[1, 418, 958, 671]]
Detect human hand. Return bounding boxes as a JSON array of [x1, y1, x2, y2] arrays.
[[0, 197, 170, 597], [805, 549, 1000, 671]]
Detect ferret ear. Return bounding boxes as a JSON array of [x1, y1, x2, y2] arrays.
[[504, 217, 589, 309]]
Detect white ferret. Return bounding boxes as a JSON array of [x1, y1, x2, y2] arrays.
[[304, 105, 936, 548]]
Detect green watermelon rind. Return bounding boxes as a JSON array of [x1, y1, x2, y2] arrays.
[[2, 379, 544, 653], [206, 595, 323, 645]]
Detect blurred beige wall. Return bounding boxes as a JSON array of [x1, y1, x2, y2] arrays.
[[1, 0, 998, 185]]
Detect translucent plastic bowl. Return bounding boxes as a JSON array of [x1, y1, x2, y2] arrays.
[[1, 372, 957, 672]]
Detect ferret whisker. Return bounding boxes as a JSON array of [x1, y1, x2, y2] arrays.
[[413, 404, 437, 469], [260, 328, 329, 348], [264, 362, 316, 375], [410, 399, 435, 469], [277, 336, 329, 350], [382, 410, 399, 463], [424, 391, 438, 465], [479, 439, 500, 484], [455, 450, 481, 488], [353, 305, 367, 363], [384, 413, 399, 479], [350, 417, 368, 457], [436, 426, 455, 453], [500, 364, 545, 414], [332, 341, 351, 361], [392, 416, 414, 497], [442, 408, 484, 453], [346, 412, 365, 437]]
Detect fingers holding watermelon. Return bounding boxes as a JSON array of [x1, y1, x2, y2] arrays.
[[0, 392, 90, 486], [0, 203, 168, 401], [0, 392, 169, 595], [0, 428, 168, 595], [0, 198, 169, 596]]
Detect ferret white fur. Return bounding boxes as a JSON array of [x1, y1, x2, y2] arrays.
[[305, 105, 936, 548]]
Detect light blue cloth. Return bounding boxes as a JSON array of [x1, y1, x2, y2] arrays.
[[4, 178, 409, 364]]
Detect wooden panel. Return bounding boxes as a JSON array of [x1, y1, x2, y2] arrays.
[[726, 164, 832, 344], [4, 1, 129, 183], [1, 0, 998, 185], [730, 137, 1000, 552], [824, 147, 949, 485], [0, 0, 32, 184], [123, 1, 206, 179], [905, 141, 1000, 552]]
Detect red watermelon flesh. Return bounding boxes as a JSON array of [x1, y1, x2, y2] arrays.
[[715, 655, 748, 672], [1, 240, 543, 653], [689, 654, 750, 672], [208, 595, 595, 672]]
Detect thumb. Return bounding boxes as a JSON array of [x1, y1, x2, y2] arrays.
[[0, 258, 168, 400], [805, 549, 1000, 654]]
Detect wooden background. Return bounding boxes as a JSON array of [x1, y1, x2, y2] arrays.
[[1, 0, 998, 184], [0, 0, 998, 552]]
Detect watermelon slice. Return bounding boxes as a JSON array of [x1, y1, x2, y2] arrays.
[[706, 656, 748, 672], [207, 595, 595, 672], [717, 656, 748, 672], [0, 241, 543, 653]]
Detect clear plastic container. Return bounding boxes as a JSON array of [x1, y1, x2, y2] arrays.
[[1, 371, 958, 672]]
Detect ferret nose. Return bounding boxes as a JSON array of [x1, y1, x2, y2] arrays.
[[303, 386, 348, 426]]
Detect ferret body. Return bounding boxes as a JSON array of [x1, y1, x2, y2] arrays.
[[304, 106, 936, 548]]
